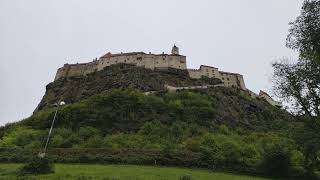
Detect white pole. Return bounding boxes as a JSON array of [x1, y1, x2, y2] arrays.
[[41, 107, 58, 157]]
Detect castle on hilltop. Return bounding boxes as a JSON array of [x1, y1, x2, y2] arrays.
[[55, 45, 247, 90]]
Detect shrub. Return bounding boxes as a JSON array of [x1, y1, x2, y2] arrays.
[[184, 138, 200, 152], [0, 127, 42, 148], [180, 175, 193, 180], [79, 127, 100, 140], [85, 135, 104, 148], [260, 145, 292, 177], [18, 156, 54, 175]]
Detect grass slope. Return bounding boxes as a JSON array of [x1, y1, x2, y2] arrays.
[[0, 164, 275, 180]]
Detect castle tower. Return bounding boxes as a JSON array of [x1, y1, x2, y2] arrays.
[[171, 44, 179, 55]]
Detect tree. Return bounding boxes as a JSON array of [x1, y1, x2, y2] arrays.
[[273, 45, 320, 179], [273, 60, 320, 119], [286, 0, 320, 63], [273, 0, 320, 177]]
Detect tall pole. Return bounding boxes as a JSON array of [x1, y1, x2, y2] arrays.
[[38, 107, 58, 158], [38, 101, 65, 158]]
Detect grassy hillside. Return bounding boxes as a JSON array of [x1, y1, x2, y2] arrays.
[[0, 88, 303, 177], [0, 65, 304, 178], [24, 88, 294, 132], [0, 164, 277, 180]]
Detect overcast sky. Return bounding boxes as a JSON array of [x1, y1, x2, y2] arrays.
[[0, 0, 303, 126]]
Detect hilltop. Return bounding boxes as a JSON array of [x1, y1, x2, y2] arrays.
[[36, 64, 222, 111], [32, 63, 291, 131]]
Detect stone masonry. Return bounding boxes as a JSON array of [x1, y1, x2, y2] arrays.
[[54, 45, 246, 90]]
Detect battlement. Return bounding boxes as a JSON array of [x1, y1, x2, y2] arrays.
[[54, 45, 246, 90]]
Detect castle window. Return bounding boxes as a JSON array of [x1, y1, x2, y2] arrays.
[[180, 60, 184, 63], [137, 57, 142, 60], [227, 78, 230, 81], [222, 77, 225, 80]]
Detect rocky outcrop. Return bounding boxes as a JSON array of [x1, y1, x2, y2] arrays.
[[36, 64, 222, 111]]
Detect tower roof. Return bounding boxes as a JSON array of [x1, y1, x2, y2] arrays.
[[171, 44, 179, 55]]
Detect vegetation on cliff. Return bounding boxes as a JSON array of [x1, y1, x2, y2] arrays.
[[0, 88, 302, 178], [36, 64, 222, 111]]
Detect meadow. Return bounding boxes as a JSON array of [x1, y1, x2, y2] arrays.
[[0, 163, 276, 180]]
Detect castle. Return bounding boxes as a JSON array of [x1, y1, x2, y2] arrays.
[[54, 45, 247, 90]]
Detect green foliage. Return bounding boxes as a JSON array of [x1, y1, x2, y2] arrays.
[[286, 0, 320, 62], [180, 175, 193, 180], [0, 127, 42, 148], [21, 88, 295, 134], [273, 1, 320, 177], [260, 143, 293, 177], [37, 64, 222, 111], [85, 136, 104, 148], [79, 127, 100, 140], [18, 156, 54, 175], [0, 89, 302, 178], [0, 130, 303, 178], [184, 138, 200, 152]]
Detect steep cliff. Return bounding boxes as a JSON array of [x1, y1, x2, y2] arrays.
[[36, 64, 222, 111]]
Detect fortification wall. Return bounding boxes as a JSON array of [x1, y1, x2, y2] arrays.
[[97, 53, 186, 70], [188, 65, 221, 79], [187, 65, 246, 90], [54, 53, 187, 80], [53, 50, 245, 90], [54, 61, 98, 81], [218, 72, 246, 90]]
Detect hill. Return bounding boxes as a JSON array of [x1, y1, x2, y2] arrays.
[[36, 64, 222, 111], [0, 64, 302, 178], [12, 63, 294, 133]]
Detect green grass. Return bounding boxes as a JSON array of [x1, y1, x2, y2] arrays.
[[0, 163, 276, 180]]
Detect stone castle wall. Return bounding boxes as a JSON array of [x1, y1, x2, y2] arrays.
[[54, 47, 246, 90], [188, 65, 246, 90], [54, 52, 186, 81]]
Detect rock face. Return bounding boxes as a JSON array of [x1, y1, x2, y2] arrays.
[[36, 64, 222, 111]]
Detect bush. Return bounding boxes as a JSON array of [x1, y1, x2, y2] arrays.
[[18, 156, 54, 175], [79, 127, 100, 140], [260, 146, 292, 177], [180, 175, 193, 180], [85, 136, 104, 148], [0, 127, 42, 148], [184, 138, 200, 152]]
